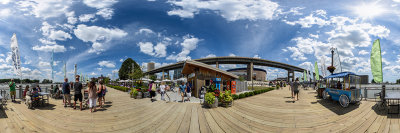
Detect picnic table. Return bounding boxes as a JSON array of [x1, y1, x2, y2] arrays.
[[39, 92, 50, 105], [385, 92, 400, 114]]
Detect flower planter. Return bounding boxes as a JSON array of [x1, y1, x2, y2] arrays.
[[213, 98, 218, 108], [222, 101, 233, 107]]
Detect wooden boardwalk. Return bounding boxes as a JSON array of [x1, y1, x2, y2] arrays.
[[0, 86, 399, 133]]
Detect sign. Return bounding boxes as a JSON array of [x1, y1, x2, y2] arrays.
[[231, 81, 236, 94]]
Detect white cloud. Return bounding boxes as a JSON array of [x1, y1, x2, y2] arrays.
[[69, 46, 75, 50], [284, 11, 330, 28], [98, 61, 115, 68], [32, 44, 66, 53], [358, 50, 369, 55], [112, 69, 118, 73], [0, 54, 4, 57], [138, 42, 155, 56], [229, 53, 236, 56], [17, 0, 73, 19], [167, 0, 280, 21], [96, 8, 114, 19], [138, 28, 154, 34], [79, 14, 96, 22], [48, 30, 72, 41], [73, 24, 128, 54], [40, 22, 72, 41], [65, 11, 77, 24], [253, 55, 261, 59], [83, 0, 118, 9], [0, 64, 12, 70], [39, 38, 56, 45], [203, 54, 216, 58], [90, 72, 97, 76], [96, 68, 103, 71], [119, 59, 123, 62], [167, 35, 200, 61], [309, 33, 319, 39], [1, 0, 11, 4], [38, 61, 51, 67], [0, 8, 11, 18], [83, 0, 118, 19]]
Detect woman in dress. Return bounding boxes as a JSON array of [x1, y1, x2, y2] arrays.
[[87, 81, 98, 112]]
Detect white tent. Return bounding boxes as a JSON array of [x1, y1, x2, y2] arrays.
[[162, 79, 172, 82], [139, 78, 151, 81], [154, 80, 161, 83], [177, 78, 187, 82], [117, 80, 125, 83]]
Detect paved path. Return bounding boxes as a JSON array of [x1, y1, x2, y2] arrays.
[[0, 86, 399, 133]]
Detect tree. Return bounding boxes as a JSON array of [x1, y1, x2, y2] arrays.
[[238, 76, 245, 82], [371, 79, 376, 83], [42, 79, 53, 84], [397, 79, 400, 84], [118, 58, 142, 80], [149, 75, 157, 81]]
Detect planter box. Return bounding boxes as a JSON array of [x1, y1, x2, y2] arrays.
[[205, 98, 218, 108], [222, 101, 233, 107]]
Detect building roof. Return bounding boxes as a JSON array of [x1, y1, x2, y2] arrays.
[[227, 67, 267, 73], [182, 60, 239, 79]]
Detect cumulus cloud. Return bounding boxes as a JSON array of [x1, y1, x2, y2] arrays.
[[79, 14, 96, 22], [137, 28, 154, 34], [119, 59, 123, 62], [98, 61, 115, 68], [40, 22, 72, 41], [17, 0, 73, 19], [202, 54, 216, 58], [32, 44, 67, 53], [167, 35, 200, 61], [83, 0, 118, 19], [137, 42, 167, 57], [73, 24, 128, 54], [358, 50, 369, 55], [38, 61, 51, 67], [167, 0, 280, 21], [284, 10, 330, 28]]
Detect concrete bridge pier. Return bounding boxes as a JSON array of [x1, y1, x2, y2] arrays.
[[247, 62, 253, 81], [216, 61, 219, 68]]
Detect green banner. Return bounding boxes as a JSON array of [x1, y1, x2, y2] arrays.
[[315, 61, 320, 80], [370, 39, 383, 83]]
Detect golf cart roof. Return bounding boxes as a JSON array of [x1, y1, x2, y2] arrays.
[[324, 72, 357, 79]]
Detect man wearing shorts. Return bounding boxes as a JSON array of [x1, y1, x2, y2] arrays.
[[73, 75, 83, 110], [179, 82, 186, 103], [186, 82, 192, 102], [9, 79, 16, 102], [62, 78, 71, 107]]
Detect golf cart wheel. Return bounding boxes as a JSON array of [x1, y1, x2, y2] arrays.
[[322, 91, 329, 100], [339, 94, 350, 108]]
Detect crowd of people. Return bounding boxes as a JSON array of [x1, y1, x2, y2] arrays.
[[7, 75, 109, 113], [146, 81, 193, 103]]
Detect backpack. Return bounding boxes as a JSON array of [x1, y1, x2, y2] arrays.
[[151, 83, 156, 91]]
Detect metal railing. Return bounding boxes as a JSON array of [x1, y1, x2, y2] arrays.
[[361, 87, 400, 100]]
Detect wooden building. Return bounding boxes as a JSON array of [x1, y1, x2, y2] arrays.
[[181, 60, 239, 98]]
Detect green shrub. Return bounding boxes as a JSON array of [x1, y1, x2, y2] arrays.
[[250, 92, 254, 96], [276, 85, 280, 89], [232, 94, 239, 100], [130, 88, 138, 97], [244, 92, 249, 97], [239, 93, 245, 99], [205, 92, 215, 105]]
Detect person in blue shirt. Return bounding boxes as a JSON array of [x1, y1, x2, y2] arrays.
[[179, 82, 186, 103], [186, 82, 192, 102], [62, 78, 71, 107]]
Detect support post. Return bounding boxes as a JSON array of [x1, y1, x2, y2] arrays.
[[216, 62, 219, 68], [162, 70, 165, 80], [247, 62, 253, 90]]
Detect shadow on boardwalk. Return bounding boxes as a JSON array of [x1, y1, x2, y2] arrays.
[[317, 99, 360, 115]]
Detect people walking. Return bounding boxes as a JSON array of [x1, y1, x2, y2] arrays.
[[73, 75, 83, 110], [160, 82, 166, 101], [98, 81, 105, 108], [289, 80, 294, 98], [9, 79, 16, 102], [186, 82, 192, 102], [149, 81, 156, 102], [179, 82, 186, 103], [62, 78, 72, 107], [87, 81, 97, 113], [293, 78, 300, 101]]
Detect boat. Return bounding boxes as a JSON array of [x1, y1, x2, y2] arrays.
[[322, 72, 363, 107]]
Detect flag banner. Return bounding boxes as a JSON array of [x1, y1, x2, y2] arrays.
[[370, 39, 383, 83], [10, 33, 21, 75], [315, 61, 320, 81]]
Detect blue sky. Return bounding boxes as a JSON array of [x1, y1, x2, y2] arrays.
[[0, 0, 399, 82]]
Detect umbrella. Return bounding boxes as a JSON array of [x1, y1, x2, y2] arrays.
[[162, 79, 172, 82], [154, 80, 161, 83], [117, 80, 125, 83], [139, 78, 151, 81]]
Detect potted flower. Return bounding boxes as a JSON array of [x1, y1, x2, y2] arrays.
[[130, 88, 139, 99], [221, 90, 233, 107], [205, 92, 217, 108], [327, 66, 336, 74]]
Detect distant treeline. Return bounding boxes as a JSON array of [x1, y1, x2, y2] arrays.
[[0, 79, 41, 83]]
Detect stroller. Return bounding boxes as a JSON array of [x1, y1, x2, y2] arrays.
[[25, 88, 42, 109], [82, 90, 89, 109]]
